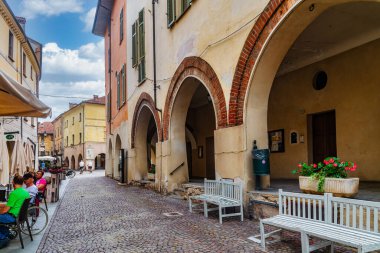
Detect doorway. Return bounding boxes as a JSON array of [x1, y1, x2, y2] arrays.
[[310, 110, 337, 163]]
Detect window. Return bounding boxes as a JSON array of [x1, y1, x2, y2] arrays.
[[132, 9, 145, 83], [22, 53, 26, 77], [107, 92, 111, 122], [79, 113, 82, 122], [72, 116, 74, 125], [167, 0, 192, 27], [8, 31, 14, 60], [72, 134, 74, 145], [120, 8, 124, 43], [79, 133, 82, 144], [66, 136, 68, 147]]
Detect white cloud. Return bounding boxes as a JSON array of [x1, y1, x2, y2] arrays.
[[42, 41, 104, 82], [39, 80, 105, 119], [39, 41, 105, 119], [20, 0, 84, 19], [81, 7, 97, 32]]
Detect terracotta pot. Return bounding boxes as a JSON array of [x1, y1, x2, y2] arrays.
[[299, 176, 359, 197]]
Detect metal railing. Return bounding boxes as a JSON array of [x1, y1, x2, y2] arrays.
[[169, 162, 184, 176]]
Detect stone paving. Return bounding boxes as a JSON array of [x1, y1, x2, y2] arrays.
[[37, 173, 354, 253]]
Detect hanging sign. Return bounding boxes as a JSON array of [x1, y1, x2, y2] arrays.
[[5, 134, 14, 140]]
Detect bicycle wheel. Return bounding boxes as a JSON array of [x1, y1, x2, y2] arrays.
[[21, 206, 48, 235], [66, 170, 76, 178]]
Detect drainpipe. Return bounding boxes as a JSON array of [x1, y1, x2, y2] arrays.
[[152, 0, 164, 192], [83, 105, 85, 165]]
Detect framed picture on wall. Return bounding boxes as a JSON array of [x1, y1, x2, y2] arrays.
[[268, 129, 285, 153]]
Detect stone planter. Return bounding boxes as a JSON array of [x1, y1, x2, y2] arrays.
[[147, 173, 155, 180], [299, 176, 359, 197]]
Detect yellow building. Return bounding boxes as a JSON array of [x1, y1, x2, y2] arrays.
[[62, 95, 106, 170], [38, 122, 54, 156]]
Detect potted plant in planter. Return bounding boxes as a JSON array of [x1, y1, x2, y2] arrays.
[[292, 157, 359, 197]]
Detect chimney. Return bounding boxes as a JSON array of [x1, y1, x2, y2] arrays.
[[16, 17, 26, 31], [69, 103, 77, 109], [93, 95, 99, 99]]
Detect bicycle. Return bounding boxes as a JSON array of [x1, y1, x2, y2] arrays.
[[8, 204, 48, 239], [65, 168, 76, 179]]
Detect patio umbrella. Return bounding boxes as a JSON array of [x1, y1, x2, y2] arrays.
[[0, 126, 9, 185], [10, 135, 26, 176], [0, 70, 51, 117], [24, 142, 35, 171]]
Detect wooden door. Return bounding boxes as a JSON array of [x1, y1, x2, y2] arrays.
[[186, 142, 193, 179], [312, 111, 337, 163], [206, 137, 215, 179]]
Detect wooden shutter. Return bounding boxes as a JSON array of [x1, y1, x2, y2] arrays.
[[122, 64, 126, 103], [132, 22, 137, 67], [138, 9, 146, 82], [167, 0, 176, 27], [182, 0, 191, 12], [116, 72, 120, 109], [120, 8, 124, 43]]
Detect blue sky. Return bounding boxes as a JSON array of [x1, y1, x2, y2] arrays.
[[6, 0, 105, 119]]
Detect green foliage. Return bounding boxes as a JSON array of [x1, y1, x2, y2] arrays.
[[292, 157, 357, 192]]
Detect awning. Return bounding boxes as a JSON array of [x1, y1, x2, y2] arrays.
[[0, 70, 51, 118]]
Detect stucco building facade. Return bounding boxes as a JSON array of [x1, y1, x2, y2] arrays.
[[61, 96, 106, 170], [93, 0, 380, 193], [0, 0, 43, 171]]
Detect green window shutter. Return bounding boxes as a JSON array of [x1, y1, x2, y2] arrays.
[[182, 0, 191, 13], [132, 22, 137, 67], [116, 72, 120, 109], [167, 0, 176, 28], [122, 65, 126, 103], [120, 8, 124, 43], [138, 57, 146, 83], [138, 9, 145, 60]]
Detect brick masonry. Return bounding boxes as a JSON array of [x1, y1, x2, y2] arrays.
[[163, 56, 228, 140], [228, 0, 298, 126]]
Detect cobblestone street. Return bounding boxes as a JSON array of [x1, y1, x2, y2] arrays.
[[37, 172, 347, 253]]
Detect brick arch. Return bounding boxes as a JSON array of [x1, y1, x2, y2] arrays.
[[163, 56, 227, 140], [131, 92, 161, 149], [229, 0, 298, 126]]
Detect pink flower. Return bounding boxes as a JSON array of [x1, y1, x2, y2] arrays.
[[298, 163, 303, 168], [313, 164, 317, 168], [333, 163, 338, 167], [329, 158, 334, 163], [350, 168, 356, 172], [323, 160, 329, 165]]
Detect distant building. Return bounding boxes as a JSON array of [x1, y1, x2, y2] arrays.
[[38, 122, 54, 156], [61, 95, 106, 170], [52, 114, 64, 163]]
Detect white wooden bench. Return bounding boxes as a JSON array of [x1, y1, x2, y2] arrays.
[[250, 189, 380, 253], [301, 195, 380, 253], [188, 179, 243, 224]]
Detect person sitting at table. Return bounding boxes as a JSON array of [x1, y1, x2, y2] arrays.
[[0, 175, 30, 248], [35, 170, 47, 193], [23, 173, 38, 204]]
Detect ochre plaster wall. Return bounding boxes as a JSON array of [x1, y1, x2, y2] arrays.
[[268, 39, 380, 181]]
